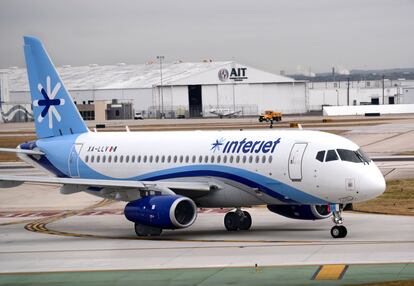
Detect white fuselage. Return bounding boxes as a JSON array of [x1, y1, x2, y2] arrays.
[[31, 129, 385, 207]]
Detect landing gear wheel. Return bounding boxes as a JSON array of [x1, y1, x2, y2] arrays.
[[224, 212, 240, 231], [239, 211, 252, 231], [134, 223, 162, 237], [330, 225, 347, 238]]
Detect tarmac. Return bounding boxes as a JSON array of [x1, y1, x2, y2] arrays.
[[1, 115, 414, 285]]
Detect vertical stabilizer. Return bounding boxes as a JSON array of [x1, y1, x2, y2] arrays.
[[23, 36, 88, 138]]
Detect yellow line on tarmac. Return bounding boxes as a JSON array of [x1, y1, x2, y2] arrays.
[[313, 264, 348, 280]]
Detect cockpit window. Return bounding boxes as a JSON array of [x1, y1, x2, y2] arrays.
[[357, 148, 371, 163], [325, 150, 339, 162], [337, 149, 363, 163], [316, 151, 325, 162]]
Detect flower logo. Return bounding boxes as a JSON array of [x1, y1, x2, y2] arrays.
[[211, 138, 226, 152], [33, 76, 65, 129]]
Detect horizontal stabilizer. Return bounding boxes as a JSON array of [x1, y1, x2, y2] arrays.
[[0, 148, 44, 155]]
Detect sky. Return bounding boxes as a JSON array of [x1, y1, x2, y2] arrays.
[[0, 0, 413, 74]]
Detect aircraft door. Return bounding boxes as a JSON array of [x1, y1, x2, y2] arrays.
[[68, 143, 83, 177], [288, 143, 308, 182]]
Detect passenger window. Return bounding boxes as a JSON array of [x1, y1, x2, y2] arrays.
[[325, 150, 339, 162], [154, 155, 158, 163], [316, 151, 325, 162], [114, 155, 118, 163], [236, 156, 240, 163], [217, 155, 221, 163], [143, 155, 147, 163], [167, 155, 171, 163], [204, 155, 209, 163], [125, 155, 129, 163], [192, 155, 196, 163], [91, 155, 94, 163], [131, 155, 135, 163], [161, 155, 165, 163], [149, 155, 153, 163], [120, 155, 124, 163], [185, 155, 189, 163], [85, 155, 89, 163], [137, 155, 141, 163], [210, 155, 215, 163], [96, 156, 100, 163], [249, 155, 253, 163], [102, 155, 106, 163], [242, 156, 246, 163], [174, 155, 177, 163], [255, 156, 259, 163], [223, 156, 227, 164], [199, 155, 203, 163], [268, 155, 272, 163], [262, 155, 266, 163], [179, 155, 183, 163], [108, 155, 112, 163]]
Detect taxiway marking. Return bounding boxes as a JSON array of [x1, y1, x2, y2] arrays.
[[313, 264, 348, 280]]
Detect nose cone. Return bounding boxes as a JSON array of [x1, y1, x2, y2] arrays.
[[359, 164, 386, 202]]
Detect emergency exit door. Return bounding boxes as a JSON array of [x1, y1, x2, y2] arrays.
[[68, 143, 83, 177], [288, 143, 308, 181]]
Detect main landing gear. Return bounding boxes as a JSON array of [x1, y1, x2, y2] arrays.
[[330, 208, 347, 238], [224, 209, 252, 231]]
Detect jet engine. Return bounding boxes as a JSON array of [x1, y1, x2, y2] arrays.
[[124, 195, 197, 229], [267, 204, 332, 220]]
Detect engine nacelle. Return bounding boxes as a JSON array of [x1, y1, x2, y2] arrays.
[[124, 195, 197, 229], [267, 204, 332, 220]]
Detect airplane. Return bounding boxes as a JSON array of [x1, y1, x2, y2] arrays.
[[209, 108, 241, 118], [0, 36, 386, 238]]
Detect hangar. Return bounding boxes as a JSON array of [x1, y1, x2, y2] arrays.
[[0, 61, 307, 121]]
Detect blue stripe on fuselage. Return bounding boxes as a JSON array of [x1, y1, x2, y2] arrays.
[[20, 135, 328, 205]]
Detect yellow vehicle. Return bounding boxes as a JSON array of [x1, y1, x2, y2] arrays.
[[259, 110, 282, 122]]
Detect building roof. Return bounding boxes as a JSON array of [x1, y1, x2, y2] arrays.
[[2, 61, 295, 92]]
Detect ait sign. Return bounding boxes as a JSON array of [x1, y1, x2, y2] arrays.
[[218, 67, 248, 82]]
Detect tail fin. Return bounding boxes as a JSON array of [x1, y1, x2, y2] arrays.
[[23, 36, 88, 138]]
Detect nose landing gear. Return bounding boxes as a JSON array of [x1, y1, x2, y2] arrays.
[[330, 207, 347, 238], [224, 209, 252, 231]]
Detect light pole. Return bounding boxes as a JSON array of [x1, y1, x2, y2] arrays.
[[336, 89, 339, 106], [157, 56, 165, 118]]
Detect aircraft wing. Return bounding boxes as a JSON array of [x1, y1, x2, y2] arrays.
[[0, 148, 44, 155], [0, 175, 218, 201]]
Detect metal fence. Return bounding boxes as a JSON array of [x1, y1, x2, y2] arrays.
[[145, 104, 258, 119]]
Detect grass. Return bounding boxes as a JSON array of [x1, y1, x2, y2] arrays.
[[353, 179, 414, 216], [397, 151, 414, 155], [0, 136, 36, 162]]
